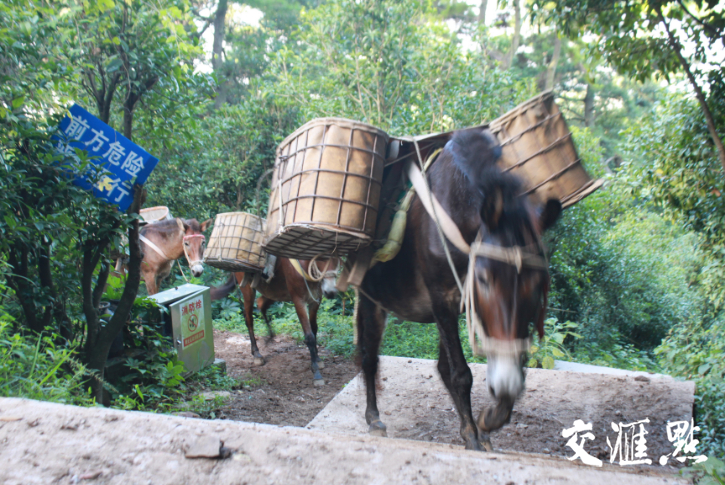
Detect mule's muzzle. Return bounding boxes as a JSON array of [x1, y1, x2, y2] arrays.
[[486, 354, 525, 401], [321, 277, 337, 299], [190, 264, 204, 277], [479, 353, 524, 432]]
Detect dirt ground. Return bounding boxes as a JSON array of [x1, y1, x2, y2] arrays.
[[308, 356, 695, 468], [212, 331, 694, 471], [212, 330, 359, 426]]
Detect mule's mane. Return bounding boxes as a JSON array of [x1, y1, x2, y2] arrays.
[[448, 129, 538, 248]]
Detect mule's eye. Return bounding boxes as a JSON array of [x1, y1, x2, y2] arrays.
[[184, 241, 190, 247]]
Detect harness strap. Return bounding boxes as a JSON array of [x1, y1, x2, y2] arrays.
[[290, 259, 316, 282], [139, 234, 171, 260], [406, 160, 470, 254]]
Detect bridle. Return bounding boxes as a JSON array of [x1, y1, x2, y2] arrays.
[[177, 218, 206, 269], [463, 232, 550, 358]]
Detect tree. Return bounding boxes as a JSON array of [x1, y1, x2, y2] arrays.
[[534, 0, 725, 174], [271, 0, 533, 134], [1, 0, 203, 402]]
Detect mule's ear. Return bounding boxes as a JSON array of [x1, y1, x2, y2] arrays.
[[539, 199, 562, 232], [181, 218, 190, 232], [480, 187, 504, 231], [201, 218, 212, 232]]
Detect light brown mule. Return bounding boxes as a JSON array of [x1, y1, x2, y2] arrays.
[[229, 257, 339, 385], [137, 218, 211, 295]]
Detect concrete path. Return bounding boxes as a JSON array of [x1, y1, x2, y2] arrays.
[[553, 360, 672, 379], [0, 397, 688, 485], [308, 357, 694, 467]]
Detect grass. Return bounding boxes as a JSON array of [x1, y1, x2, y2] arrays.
[[212, 298, 487, 363]]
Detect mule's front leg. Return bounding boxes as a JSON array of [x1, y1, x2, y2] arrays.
[[358, 295, 387, 437], [434, 308, 489, 451], [291, 296, 324, 386]]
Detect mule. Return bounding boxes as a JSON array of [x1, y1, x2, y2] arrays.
[[138, 218, 211, 295], [355, 128, 561, 450], [232, 257, 339, 385]]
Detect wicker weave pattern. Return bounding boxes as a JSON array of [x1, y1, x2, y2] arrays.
[[265, 118, 389, 259], [490, 91, 603, 208], [204, 212, 267, 272], [140, 206, 171, 223]]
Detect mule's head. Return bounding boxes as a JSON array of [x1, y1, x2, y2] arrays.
[[473, 176, 561, 405], [181, 218, 212, 277], [317, 256, 342, 299]]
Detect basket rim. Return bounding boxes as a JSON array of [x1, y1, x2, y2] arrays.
[[213, 211, 266, 220], [277, 117, 390, 157], [489, 90, 555, 129]]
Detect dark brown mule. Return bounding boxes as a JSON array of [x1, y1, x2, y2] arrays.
[[137, 218, 211, 295], [230, 257, 339, 385], [356, 128, 561, 450]]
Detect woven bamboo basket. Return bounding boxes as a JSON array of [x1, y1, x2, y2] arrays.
[[204, 212, 267, 273], [264, 118, 389, 259], [140, 206, 172, 224], [490, 91, 603, 208]]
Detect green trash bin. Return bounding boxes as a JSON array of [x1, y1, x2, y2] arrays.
[[149, 284, 215, 373]]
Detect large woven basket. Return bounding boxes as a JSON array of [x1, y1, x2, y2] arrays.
[[204, 212, 267, 273], [490, 91, 603, 208], [140, 206, 172, 224], [264, 118, 389, 259]]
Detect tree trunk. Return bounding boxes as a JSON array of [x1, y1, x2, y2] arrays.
[[212, 0, 229, 109], [502, 0, 522, 70], [478, 0, 488, 25], [85, 187, 146, 403], [123, 107, 134, 140], [584, 83, 595, 128], [656, 6, 725, 174], [6, 244, 42, 333], [544, 32, 561, 91]]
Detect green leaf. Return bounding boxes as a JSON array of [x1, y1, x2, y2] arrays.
[[106, 57, 123, 73], [542, 356, 556, 370], [552, 347, 565, 358], [12, 97, 25, 109]]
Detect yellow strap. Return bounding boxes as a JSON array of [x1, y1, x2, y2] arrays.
[[373, 148, 444, 263], [290, 259, 316, 282]]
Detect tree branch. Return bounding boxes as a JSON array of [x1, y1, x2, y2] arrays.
[[655, 5, 725, 175]]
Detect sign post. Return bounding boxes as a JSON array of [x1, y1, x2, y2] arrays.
[[54, 104, 159, 211]]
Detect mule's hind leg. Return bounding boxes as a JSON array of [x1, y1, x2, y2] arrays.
[[357, 294, 387, 437], [291, 296, 324, 386], [436, 337, 491, 451], [240, 282, 265, 366], [258, 296, 275, 342], [308, 300, 324, 370]]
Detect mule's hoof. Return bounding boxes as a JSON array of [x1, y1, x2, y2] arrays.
[[253, 357, 265, 367], [316, 360, 325, 370], [313, 379, 325, 387], [480, 438, 494, 452], [368, 420, 387, 437]]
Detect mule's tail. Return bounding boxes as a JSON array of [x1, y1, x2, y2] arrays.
[[210, 273, 238, 301]]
